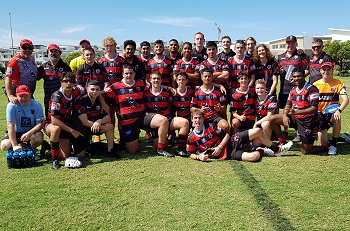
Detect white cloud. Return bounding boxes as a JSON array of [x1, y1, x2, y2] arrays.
[[59, 26, 87, 34], [140, 16, 210, 27]]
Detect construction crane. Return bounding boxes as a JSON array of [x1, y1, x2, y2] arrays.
[[215, 22, 221, 42]]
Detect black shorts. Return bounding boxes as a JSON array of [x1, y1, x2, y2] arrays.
[[230, 130, 250, 161], [2, 132, 25, 143], [149, 116, 172, 139], [278, 93, 289, 109], [122, 113, 156, 143], [318, 113, 331, 131], [288, 115, 319, 145], [237, 120, 255, 132], [205, 115, 223, 127]]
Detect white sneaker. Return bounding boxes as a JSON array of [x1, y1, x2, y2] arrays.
[[263, 148, 274, 156], [281, 141, 293, 151], [328, 146, 337, 155], [341, 133, 350, 143]]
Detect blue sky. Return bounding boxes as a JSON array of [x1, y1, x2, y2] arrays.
[[1, 0, 349, 48]]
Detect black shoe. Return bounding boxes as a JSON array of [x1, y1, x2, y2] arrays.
[[157, 149, 174, 158], [40, 140, 51, 156], [52, 160, 60, 169], [106, 148, 121, 159], [174, 149, 188, 157]]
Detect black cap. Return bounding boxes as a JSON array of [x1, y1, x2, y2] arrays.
[[286, 35, 297, 42]]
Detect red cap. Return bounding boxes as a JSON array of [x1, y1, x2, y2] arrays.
[[16, 85, 31, 95], [20, 39, 33, 47], [47, 44, 61, 52], [79, 39, 91, 46], [321, 62, 334, 68]]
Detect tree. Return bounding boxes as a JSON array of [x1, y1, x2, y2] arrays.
[[324, 40, 350, 70], [63, 51, 81, 65]]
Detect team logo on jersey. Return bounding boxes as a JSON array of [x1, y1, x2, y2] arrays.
[[96, 69, 101, 74], [127, 97, 139, 107], [6, 67, 13, 75], [136, 87, 141, 91], [31, 109, 35, 115], [96, 106, 101, 111], [267, 65, 271, 69], [120, 89, 126, 94], [294, 55, 298, 59], [198, 96, 203, 100], [153, 105, 162, 113], [330, 86, 335, 91], [21, 117, 32, 128], [51, 102, 60, 111], [59, 67, 64, 72], [319, 59, 323, 64]]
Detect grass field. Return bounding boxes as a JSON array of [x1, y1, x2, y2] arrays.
[[0, 78, 350, 230]]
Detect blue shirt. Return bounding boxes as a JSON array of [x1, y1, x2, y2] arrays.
[[6, 99, 44, 133]]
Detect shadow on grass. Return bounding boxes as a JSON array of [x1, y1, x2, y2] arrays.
[[230, 161, 297, 231]]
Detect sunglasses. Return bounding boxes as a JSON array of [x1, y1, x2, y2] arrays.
[[312, 45, 322, 49], [21, 46, 33, 51]]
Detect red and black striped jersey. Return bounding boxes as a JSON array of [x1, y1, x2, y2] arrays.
[[287, 82, 319, 119], [121, 56, 146, 81], [219, 49, 235, 63], [146, 56, 173, 86], [47, 88, 81, 123], [37, 59, 72, 105], [99, 55, 126, 84], [277, 51, 309, 94], [137, 54, 153, 66], [227, 57, 256, 89], [173, 57, 200, 87], [191, 86, 227, 121], [172, 87, 195, 119], [198, 58, 229, 85], [187, 125, 226, 158], [192, 48, 207, 63], [308, 52, 334, 84], [230, 87, 257, 121], [254, 59, 279, 94], [73, 94, 108, 122], [76, 62, 109, 89], [168, 53, 182, 66], [256, 95, 278, 120], [104, 80, 146, 126], [144, 87, 172, 118]]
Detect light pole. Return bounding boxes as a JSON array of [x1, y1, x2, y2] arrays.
[[9, 12, 14, 57]]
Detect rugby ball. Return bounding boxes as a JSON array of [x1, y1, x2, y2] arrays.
[[324, 103, 340, 116]]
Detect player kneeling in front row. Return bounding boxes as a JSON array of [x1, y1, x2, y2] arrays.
[[314, 62, 349, 155], [44, 73, 84, 169], [144, 71, 190, 156], [269, 67, 324, 154], [71, 80, 118, 159], [1, 85, 44, 167], [104, 65, 173, 157]]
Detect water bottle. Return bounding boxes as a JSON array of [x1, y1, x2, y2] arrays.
[[6, 148, 13, 168], [26, 148, 35, 167], [12, 151, 20, 168], [19, 150, 27, 168]]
